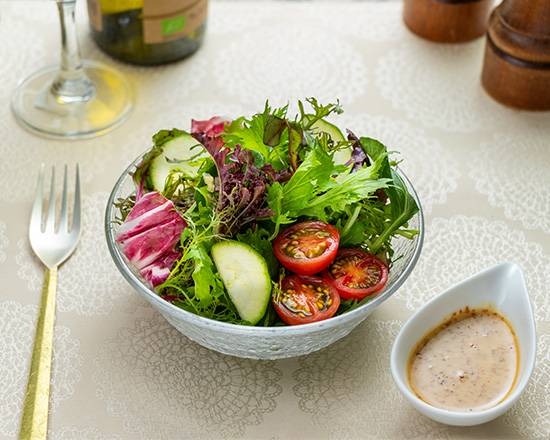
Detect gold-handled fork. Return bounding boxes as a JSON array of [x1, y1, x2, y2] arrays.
[[19, 165, 81, 440]]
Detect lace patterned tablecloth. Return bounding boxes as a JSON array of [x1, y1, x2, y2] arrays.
[[0, 1, 549, 439]]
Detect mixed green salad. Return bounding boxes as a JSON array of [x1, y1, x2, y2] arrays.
[[114, 99, 419, 326]]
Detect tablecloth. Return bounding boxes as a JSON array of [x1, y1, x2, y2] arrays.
[[0, 1, 548, 439]]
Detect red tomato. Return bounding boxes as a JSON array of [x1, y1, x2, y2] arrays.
[[272, 275, 341, 325], [273, 221, 340, 275], [324, 248, 388, 300]]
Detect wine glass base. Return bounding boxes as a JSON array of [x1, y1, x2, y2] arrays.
[[11, 61, 133, 139]]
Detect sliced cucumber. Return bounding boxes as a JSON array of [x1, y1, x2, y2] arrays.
[[308, 117, 346, 142], [149, 131, 204, 192], [332, 147, 352, 166], [211, 240, 271, 325], [305, 115, 351, 165]]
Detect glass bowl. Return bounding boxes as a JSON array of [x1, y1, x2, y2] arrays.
[[105, 155, 424, 359]]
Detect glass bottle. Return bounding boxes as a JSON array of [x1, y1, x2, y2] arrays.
[[87, 0, 207, 65]]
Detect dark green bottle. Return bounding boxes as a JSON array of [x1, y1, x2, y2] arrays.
[[87, 0, 207, 65]]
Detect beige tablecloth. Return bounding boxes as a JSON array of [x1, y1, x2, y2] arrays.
[[0, 1, 548, 439]]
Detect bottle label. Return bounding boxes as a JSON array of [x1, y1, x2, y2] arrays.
[[142, 0, 207, 44], [100, 0, 143, 15]]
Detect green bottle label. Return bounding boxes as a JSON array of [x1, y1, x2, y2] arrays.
[[142, 0, 207, 44], [162, 15, 186, 36]]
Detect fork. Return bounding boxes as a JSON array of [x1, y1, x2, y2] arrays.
[[19, 165, 81, 440]]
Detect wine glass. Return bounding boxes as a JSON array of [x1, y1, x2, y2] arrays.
[[11, 0, 133, 139]]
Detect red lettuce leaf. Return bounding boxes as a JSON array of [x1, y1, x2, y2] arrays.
[[116, 191, 186, 287]]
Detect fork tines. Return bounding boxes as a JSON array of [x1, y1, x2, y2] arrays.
[[30, 164, 80, 234]]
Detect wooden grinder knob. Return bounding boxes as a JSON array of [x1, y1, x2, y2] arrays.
[[403, 0, 494, 43], [482, 0, 550, 110]]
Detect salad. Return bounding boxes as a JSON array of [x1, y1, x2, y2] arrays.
[[114, 99, 419, 326]]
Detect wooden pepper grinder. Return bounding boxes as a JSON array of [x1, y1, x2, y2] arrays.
[[403, 0, 494, 43], [481, 0, 550, 110]]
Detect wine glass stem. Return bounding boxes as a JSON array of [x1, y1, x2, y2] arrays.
[[50, 0, 95, 104]]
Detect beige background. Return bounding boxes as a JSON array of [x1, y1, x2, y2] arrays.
[[0, 1, 548, 439]]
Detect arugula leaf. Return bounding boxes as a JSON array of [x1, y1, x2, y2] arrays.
[[369, 170, 419, 253], [359, 137, 419, 253], [357, 137, 386, 165]]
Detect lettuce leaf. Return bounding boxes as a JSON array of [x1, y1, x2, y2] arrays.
[[267, 145, 389, 226], [359, 137, 420, 253]]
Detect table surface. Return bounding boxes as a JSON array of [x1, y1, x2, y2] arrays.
[[0, 1, 549, 439]]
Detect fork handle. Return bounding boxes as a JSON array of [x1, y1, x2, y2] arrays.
[[19, 267, 58, 440]]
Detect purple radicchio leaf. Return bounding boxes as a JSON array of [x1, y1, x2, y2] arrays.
[[139, 249, 181, 288], [115, 191, 186, 287]]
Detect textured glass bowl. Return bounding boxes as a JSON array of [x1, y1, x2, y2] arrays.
[[105, 155, 424, 359]]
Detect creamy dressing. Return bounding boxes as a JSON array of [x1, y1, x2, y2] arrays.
[[408, 307, 519, 412]]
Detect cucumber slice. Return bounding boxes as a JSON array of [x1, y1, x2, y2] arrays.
[[306, 116, 351, 165], [149, 132, 204, 192], [211, 240, 271, 325], [309, 117, 346, 142], [333, 147, 351, 166]]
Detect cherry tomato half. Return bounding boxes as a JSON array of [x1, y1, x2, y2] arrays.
[[324, 248, 388, 300], [273, 221, 340, 275], [272, 275, 341, 325]]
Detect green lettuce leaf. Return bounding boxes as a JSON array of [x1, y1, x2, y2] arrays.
[[280, 146, 334, 214], [359, 137, 420, 253]]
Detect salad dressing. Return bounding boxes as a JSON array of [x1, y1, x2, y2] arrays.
[[408, 307, 519, 412]]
